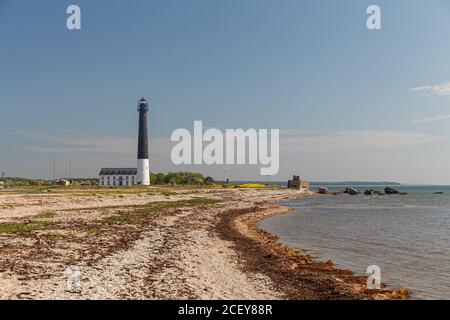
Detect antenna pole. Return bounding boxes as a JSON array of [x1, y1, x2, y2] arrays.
[[225, 168, 229, 185], [52, 155, 56, 180]]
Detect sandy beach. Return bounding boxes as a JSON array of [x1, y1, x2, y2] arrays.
[[0, 187, 409, 300]]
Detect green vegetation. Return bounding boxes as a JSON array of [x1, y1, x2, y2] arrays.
[[0, 220, 59, 234], [0, 198, 219, 236], [0, 177, 38, 185], [103, 198, 219, 226], [68, 198, 220, 238], [0, 173, 215, 189], [38, 210, 58, 218], [161, 190, 177, 197], [0, 203, 22, 210], [104, 214, 137, 226], [0, 177, 98, 187], [150, 172, 215, 185], [45, 234, 66, 241], [63, 198, 219, 213]]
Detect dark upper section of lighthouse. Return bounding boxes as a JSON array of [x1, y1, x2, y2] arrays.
[[137, 97, 149, 112], [137, 97, 149, 160]]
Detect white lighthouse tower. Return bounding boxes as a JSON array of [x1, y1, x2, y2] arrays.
[[137, 97, 150, 185]]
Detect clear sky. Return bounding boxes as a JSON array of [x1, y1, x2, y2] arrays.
[[1, 0, 450, 184]]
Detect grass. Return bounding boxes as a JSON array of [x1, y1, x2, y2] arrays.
[[45, 233, 66, 241], [94, 198, 221, 229], [0, 220, 60, 235], [77, 224, 104, 236], [0, 197, 219, 236], [161, 190, 177, 197], [62, 198, 221, 237], [0, 203, 21, 210], [1, 185, 227, 197], [63, 198, 219, 213], [104, 213, 139, 226], [59, 188, 180, 197], [38, 210, 58, 218]]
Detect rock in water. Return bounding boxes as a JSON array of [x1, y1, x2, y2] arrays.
[[365, 189, 384, 196], [345, 187, 360, 195], [385, 187, 400, 195]]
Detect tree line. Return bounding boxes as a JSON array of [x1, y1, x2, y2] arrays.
[[150, 172, 215, 185]]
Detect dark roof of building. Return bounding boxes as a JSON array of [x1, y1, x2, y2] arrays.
[[99, 168, 137, 175]]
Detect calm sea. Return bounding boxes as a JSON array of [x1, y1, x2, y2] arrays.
[[258, 185, 450, 300]]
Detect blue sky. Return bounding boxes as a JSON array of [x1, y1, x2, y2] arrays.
[[2, 0, 450, 183]]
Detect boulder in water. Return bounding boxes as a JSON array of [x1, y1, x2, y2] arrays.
[[345, 187, 360, 195], [365, 189, 384, 196], [385, 187, 400, 195]]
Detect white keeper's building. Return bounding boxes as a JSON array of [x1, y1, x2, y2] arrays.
[[99, 168, 137, 187]]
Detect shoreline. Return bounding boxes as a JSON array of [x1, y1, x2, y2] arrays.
[[0, 187, 410, 300], [218, 196, 410, 300]]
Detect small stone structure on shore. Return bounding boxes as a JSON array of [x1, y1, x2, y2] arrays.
[[287, 175, 310, 192], [318, 187, 328, 194]]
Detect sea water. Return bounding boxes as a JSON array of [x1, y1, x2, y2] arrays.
[[258, 185, 450, 300]]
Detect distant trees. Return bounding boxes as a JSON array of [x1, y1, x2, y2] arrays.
[[204, 176, 215, 185], [2, 173, 215, 187], [150, 173, 165, 185], [0, 177, 99, 187], [150, 172, 216, 185], [0, 177, 40, 186]]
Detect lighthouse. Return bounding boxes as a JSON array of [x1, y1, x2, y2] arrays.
[[98, 97, 151, 187], [137, 97, 150, 185]]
